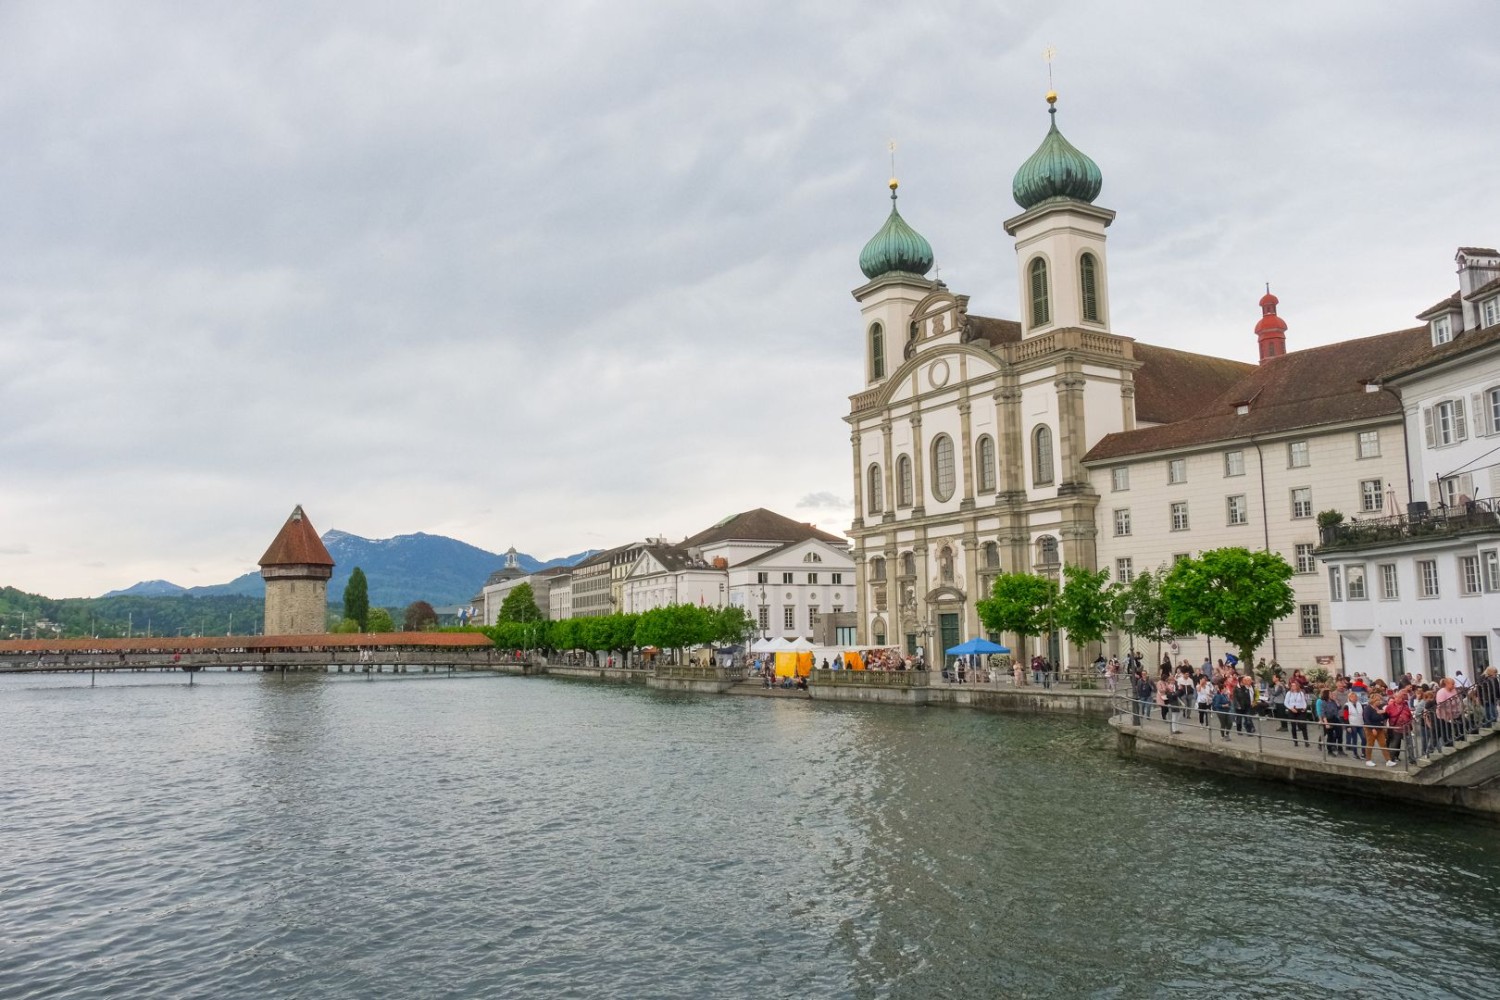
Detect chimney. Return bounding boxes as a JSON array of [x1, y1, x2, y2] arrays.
[[1457, 247, 1500, 330]]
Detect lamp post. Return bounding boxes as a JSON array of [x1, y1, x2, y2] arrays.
[[757, 587, 767, 639], [1042, 550, 1061, 682], [1123, 609, 1137, 677]]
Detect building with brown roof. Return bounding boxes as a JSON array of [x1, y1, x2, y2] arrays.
[[259, 505, 335, 635]]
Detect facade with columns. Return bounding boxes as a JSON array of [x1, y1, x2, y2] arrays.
[[846, 95, 1249, 665]]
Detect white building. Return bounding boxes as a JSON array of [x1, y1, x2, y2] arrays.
[[1323, 250, 1500, 680], [547, 570, 573, 621]]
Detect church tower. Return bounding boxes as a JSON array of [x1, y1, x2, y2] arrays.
[[1256, 286, 1288, 362], [1003, 93, 1113, 336], [854, 177, 937, 387], [259, 505, 335, 635]]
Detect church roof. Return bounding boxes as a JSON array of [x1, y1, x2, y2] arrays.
[[1132, 344, 1256, 425], [683, 508, 845, 548], [1012, 96, 1103, 210], [858, 183, 934, 280], [962, 314, 1024, 348], [258, 505, 334, 568], [1084, 327, 1429, 462]]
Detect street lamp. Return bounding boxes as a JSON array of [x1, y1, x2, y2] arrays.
[[1123, 609, 1137, 674], [757, 587, 767, 639]]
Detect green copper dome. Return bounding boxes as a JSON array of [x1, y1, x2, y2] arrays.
[[859, 182, 934, 280], [1012, 99, 1102, 210]]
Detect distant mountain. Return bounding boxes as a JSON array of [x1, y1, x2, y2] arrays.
[[102, 579, 187, 598], [112, 531, 598, 609]]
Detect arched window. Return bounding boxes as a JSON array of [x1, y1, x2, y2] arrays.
[[1080, 252, 1100, 323], [896, 454, 913, 507], [867, 463, 884, 514], [931, 434, 956, 501], [976, 435, 996, 492], [983, 541, 1000, 568], [1036, 535, 1059, 569], [1032, 425, 1054, 486], [870, 323, 885, 380], [901, 551, 916, 577], [1029, 257, 1050, 328], [871, 556, 886, 581], [939, 546, 954, 583]]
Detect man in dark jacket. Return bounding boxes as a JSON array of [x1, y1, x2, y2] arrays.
[[1232, 676, 1256, 733], [1134, 673, 1154, 726]]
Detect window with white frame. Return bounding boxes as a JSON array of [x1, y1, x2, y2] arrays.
[[1432, 314, 1453, 345], [1300, 604, 1321, 637], [1113, 508, 1131, 536], [1328, 566, 1343, 601], [1033, 426, 1054, 486], [1357, 430, 1380, 458], [1425, 399, 1468, 447], [783, 606, 795, 630], [831, 572, 843, 585], [1112, 467, 1130, 491], [977, 436, 997, 492], [1387, 636, 1405, 676], [1461, 555, 1482, 595], [868, 463, 883, 513], [1427, 636, 1446, 679], [1485, 297, 1500, 328], [1488, 387, 1500, 437], [1167, 458, 1186, 484], [807, 573, 818, 585], [1295, 543, 1316, 574], [896, 455, 913, 507], [758, 606, 769, 630], [757, 571, 769, 584], [1380, 563, 1399, 600], [1116, 557, 1134, 583], [1288, 440, 1310, 468], [1346, 565, 1367, 600], [1483, 549, 1500, 592], [808, 606, 817, 629], [1227, 494, 1248, 525], [1419, 559, 1439, 598], [1360, 479, 1384, 513], [1173, 552, 1190, 564], [1224, 450, 1245, 477], [1170, 501, 1189, 531], [1291, 487, 1313, 519]]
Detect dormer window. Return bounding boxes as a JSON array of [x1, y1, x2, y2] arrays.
[[1433, 314, 1453, 345], [1483, 297, 1499, 328]]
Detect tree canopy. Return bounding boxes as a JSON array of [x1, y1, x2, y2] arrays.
[[342, 567, 370, 632], [1053, 564, 1117, 650], [976, 572, 1058, 641], [497, 583, 543, 624], [367, 607, 396, 633], [1161, 547, 1295, 664], [403, 600, 439, 631]]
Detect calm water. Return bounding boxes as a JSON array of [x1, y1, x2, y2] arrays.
[[2, 672, 1498, 999]]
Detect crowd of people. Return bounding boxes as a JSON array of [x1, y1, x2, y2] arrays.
[[1124, 654, 1500, 765]]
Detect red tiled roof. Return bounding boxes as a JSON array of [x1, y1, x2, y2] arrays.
[[1380, 323, 1500, 383], [1416, 291, 1461, 319], [1084, 326, 1429, 462], [0, 632, 494, 654], [963, 314, 1023, 348], [259, 505, 334, 567], [1132, 344, 1256, 425], [1458, 247, 1499, 256], [683, 508, 845, 548]]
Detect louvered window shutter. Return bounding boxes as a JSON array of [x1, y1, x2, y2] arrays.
[[1429, 480, 1443, 506], [1423, 407, 1435, 448], [1455, 398, 1468, 440], [1473, 393, 1489, 436]]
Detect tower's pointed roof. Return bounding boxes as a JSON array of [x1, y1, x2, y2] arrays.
[[1012, 93, 1103, 210], [858, 179, 934, 280], [258, 505, 335, 567]]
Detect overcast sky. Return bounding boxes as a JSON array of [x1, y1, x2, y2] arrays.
[[3, 2, 1498, 598]]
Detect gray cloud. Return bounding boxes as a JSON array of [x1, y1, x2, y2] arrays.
[[0, 3, 1497, 596], [797, 492, 852, 510]]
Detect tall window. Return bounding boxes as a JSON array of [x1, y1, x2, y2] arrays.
[[831, 572, 842, 584], [931, 435, 956, 501], [1113, 508, 1132, 536], [1080, 252, 1100, 322], [1288, 440, 1310, 468], [1295, 543, 1316, 573], [1358, 430, 1380, 458], [1227, 494, 1248, 525], [870, 322, 885, 380], [939, 546, 954, 583], [1111, 467, 1130, 491], [1028, 257, 1050, 327], [1291, 487, 1313, 519], [1427, 636, 1446, 679], [1419, 560, 1439, 598], [901, 552, 916, 577], [1032, 425, 1054, 485], [1426, 399, 1468, 447], [1167, 458, 1186, 485], [1483, 549, 1500, 592], [1488, 388, 1500, 436], [1171, 501, 1190, 532], [1224, 450, 1245, 477], [896, 455, 914, 507], [807, 573, 818, 585], [1380, 563, 1399, 600], [1037, 535, 1059, 568], [867, 464, 883, 514], [1328, 566, 1343, 602], [783, 606, 795, 630], [1347, 565, 1367, 600], [758, 606, 769, 631], [782, 572, 794, 585], [1485, 297, 1500, 327], [1300, 604, 1321, 637], [1361, 479, 1384, 512], [1116, 557, 1134, 583], [977, 436, 997, 492], [1470, 635, 1491, 672], [1461, 555, 1482, 595], [1387, 636, 1405, 676], [870, 556, 886, 581]]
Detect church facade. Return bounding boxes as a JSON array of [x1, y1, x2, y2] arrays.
[[846, 94, 1250, 665]]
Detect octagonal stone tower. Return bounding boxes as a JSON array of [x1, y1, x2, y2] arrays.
[[259, 505, 335, 635]]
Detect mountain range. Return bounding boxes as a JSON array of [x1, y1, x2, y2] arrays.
[[103, 531, 596, 608]]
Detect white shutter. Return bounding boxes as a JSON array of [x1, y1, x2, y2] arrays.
[[1455, 397, 1468, 440], [1491, 466, 1500, 498], [1423, 407, 1435, 448], [1461, 473, 1475, 497], [1429, 479, 1443, 506], [1473, 393, 1490, 436]]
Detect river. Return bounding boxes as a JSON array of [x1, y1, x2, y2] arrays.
[[1, 671, 1497, 998]]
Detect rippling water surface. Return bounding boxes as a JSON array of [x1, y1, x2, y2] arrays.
[[2, 671, 1498, 998]]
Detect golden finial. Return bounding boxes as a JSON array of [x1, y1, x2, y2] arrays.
[[888, 139, 899, 193], [1044, 44, 1058, 105]]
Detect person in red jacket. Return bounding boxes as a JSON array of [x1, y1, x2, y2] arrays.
[[1385, 690, 1413, 763]]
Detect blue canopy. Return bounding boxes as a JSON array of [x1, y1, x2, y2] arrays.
[[945, 638, 1011, 656]]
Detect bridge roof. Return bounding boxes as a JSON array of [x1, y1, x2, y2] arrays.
[[0, 632, 494, 655]]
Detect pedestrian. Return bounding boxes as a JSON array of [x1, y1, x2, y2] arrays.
[[1385, 690, 1412, 765], [1284, 679, 1310, 747], [1435, 678, 1463, 748], [1362, 694, 1391, 767], [1212, 683, 1234, 741], [1343, 697, 1366, 761], [1270, 673, 1289, 731], [1477, 667, 1499, 728], [1319, 687, 1345, 756], [1232, 675, 1256, 734]]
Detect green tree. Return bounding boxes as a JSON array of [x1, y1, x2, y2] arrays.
[[367, 607, 396, 633], [403, 600, 438, 631], [1054, 564, 1117, 652], [1119, 566, 1170, 656], [497, 583, 543, 624], [332, 617, 360, 634], [976, 572, 1058, 655], [342, 567, 370, 632], [1161, 547, 1295, 665], [711, 605, 756, 647]]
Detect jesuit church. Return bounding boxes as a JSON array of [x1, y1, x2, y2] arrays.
[[846, 92, 1251, 662]]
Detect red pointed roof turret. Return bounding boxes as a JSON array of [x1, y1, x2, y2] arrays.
[[1256, 285, 1287, 364], [259, 505, 334, 568]]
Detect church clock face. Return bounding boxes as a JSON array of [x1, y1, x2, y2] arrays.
[[928, 359, 950, 389]]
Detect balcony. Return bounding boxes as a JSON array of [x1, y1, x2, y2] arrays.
[[1317, 498, 1500, 553]]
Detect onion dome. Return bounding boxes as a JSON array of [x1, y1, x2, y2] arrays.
[[1255, 285, 1287, 363], [858, 179, 934, 280], [1012, 93, 1103, 210]]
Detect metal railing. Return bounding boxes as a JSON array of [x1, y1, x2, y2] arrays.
[[1319, 497, 1500, 551], [1109, 692, 1500, 774]]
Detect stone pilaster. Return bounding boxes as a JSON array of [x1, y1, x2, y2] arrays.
[[958, 398, 975, 510], [910, 413, 926, 516], [881, 420, 896, 522]]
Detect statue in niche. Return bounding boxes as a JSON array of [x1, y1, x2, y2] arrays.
[[939, 546, 954, 584]]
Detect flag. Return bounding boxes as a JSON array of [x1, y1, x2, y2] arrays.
[[1224, 653, 1239, 666]]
